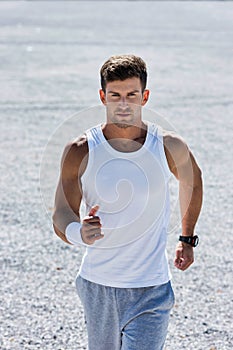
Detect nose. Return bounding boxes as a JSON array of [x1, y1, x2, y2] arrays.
[[118, 97, 128, 108]]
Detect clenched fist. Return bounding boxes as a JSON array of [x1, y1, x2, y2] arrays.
[[81, 205, 104, 245]]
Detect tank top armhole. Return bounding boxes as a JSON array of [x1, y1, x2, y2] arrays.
[[157, 126, 172, 179], [80, 130, 93, 183]]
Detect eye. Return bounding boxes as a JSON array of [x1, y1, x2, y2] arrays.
[[128, 93, 137, 98]]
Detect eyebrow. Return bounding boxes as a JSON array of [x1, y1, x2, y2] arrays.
[[107, 89, 141, 94]]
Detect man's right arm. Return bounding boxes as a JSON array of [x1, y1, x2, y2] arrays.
[[52, 136, 104, 245], [52, 137, 88, 244]]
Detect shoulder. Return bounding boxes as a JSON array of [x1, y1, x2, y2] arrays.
[[163, 130, 189, 155], [61, 134, 89, 178], [162, 130, 190, 171]]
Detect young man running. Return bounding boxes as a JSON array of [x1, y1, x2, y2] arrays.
[[53, 54, 203, 350]]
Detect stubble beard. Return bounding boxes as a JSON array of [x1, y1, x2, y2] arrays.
[[113, 122, 132, 129], [110, 109, 140, 129]]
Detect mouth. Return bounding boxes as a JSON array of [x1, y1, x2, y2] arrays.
[[116, 113, 131, 117]]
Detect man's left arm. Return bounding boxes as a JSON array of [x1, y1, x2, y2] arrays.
[[164, 134, 203, 271]]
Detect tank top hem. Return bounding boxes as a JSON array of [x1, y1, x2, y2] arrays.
[[77, 271, 172, 288]]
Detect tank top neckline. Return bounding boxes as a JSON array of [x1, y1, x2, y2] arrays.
[[96, 121, 153, 157]]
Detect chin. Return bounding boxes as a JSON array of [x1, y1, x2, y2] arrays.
[[114, 122, 133, 129], [111, 116, 135, 128]]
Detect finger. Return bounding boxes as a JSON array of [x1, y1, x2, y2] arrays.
[[175, 256, 193, 271], [85, 227, 102, 236], [82, 224, 99, 234], [181, 258, 194, 271], [86, 232, 104, 245], [174, 250, 183, 269], [92, 232, 104, 240], [83, 224, 102, 235], [88, 205, 99, 217], [83, 216, 101, 225], [174, 248, 182, 262], [174, 259, 182, 269], [176, 260, 185, 270]]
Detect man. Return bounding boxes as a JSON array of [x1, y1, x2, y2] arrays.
[[53, 55, 203, 350]]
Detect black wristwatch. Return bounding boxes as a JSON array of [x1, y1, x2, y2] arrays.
[[179, 235, 199, 247]]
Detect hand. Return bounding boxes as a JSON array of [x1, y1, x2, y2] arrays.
[[174, 242, 194, 271], [81, 205, 104, 245]]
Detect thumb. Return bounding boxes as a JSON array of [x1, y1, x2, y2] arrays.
[[88, 204, 99, 217]]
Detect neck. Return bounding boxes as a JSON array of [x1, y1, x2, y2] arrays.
[[101, 122, 148, 153], [102, 121, 147, 141]]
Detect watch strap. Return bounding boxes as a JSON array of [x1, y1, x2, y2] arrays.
[[179, 235, 199, 247]]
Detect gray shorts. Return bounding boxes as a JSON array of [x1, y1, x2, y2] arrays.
[[76, 275, 175, 350]]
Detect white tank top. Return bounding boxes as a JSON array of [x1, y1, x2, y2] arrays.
[[79, 122, 172, 287]]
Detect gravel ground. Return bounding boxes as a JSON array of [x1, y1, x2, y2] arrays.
[[1, 2, 233, 349]]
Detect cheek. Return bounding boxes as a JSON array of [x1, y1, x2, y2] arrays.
[[106, 104, 116, 115], [128, 96, 144, 105]]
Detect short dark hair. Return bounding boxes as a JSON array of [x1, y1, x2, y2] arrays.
[[100, 54, 147, 93]]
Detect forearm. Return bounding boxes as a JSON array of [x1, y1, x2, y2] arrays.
[[179, 179, 203, 236]]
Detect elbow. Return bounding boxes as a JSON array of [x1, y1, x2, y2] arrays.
[[198, 168, 203, 190], [52, 222, 59, 235], [193, 167, 203, 206], [53, 222, 70, 244], [52, 209, 62, 232], [194, 164, 203, 188], [198, 165, 202, 180], [52, 221, 62, 238], [52, 210, 71, 244]]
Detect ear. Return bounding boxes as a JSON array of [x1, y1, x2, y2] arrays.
[[99, 89, 107, 105], [141, 89, 150, 106]]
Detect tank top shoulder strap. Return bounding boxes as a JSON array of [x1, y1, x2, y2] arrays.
[[85, 124, 103, 150], [146, 121, 171, 179], [146, 121, 158, 148]]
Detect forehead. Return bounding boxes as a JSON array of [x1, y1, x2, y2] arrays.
[[105, 77, 142, 92]]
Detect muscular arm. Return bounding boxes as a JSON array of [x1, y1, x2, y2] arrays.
[[164, 133, 203, 270], [52, 136, 103, 245], [52, 136, 88, 244]]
